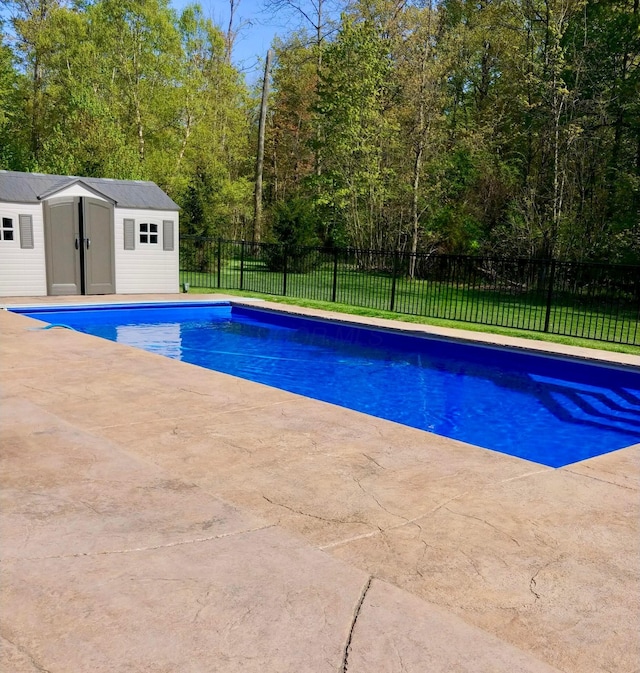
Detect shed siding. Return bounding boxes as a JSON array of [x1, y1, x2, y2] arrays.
[[44, 184, 108, 202], [114, 208, 179, 293], [0, 202, 46, 296]]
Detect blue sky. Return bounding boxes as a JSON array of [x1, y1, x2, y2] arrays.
[[170, 0, 283, 80], [0, 0, 285, 83]]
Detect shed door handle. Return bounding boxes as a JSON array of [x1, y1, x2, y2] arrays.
[[86, 238, 91, 249], [75, 238, 79, 250]]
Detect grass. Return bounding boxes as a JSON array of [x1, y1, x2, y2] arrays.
[[183, 286, 639, 356], [180, 262, 640, 354]]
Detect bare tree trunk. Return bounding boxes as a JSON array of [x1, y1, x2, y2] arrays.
[[410, 143, 423, 278], [551, 77, 564, 252], [264, 0, 327, 177], [547, 0, 570, 258], [27, 0, 55, 163], [136, 101, 145, 163], [226, 0, 240, 62], [409, 1, 433, 278], [175, 112, 193, 172], [31, 51, 41, 162], [130, 36, 145, 164], [314, 0, 323, 177], [253, 49, 273, 244]]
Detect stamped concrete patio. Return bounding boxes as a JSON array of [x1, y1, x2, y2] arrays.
[[1, 295, 638, 673]]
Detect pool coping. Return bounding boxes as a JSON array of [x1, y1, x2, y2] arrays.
[[227, 298, 640, 370], [3, 293, 639, 370], [2, 293, 639, 673], [8, 294, 638, 469]]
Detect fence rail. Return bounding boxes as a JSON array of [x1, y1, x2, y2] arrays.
[[180, 237, 640, 346]]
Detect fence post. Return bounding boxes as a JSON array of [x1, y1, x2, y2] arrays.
[[240, 239, 245, 290], [634, 273, 640, 346], [332, 248, 339, 302], [282, 246, 288, 296], [543, 258, 556, 332], [389, 248, 399, 312], [217, 238, 222, 288]]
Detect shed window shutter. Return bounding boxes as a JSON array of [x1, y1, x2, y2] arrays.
[[123, 219, 135, 250], [163, 220, 174, 251], [19, 215, 34, 249]]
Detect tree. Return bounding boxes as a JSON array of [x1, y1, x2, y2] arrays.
[[0, 22, 23, 168], [265, 0, 343, 178], [394, 2, 447, 273], [3, 0, 70, 166], [173, 5, 254, 239], [1, 0, 636, 261], [314, 14, 396, 249], [265, 35, 317, 203], [91, 0, 182, 168], [560, 0, 640, 261], [263, 196, 321, 270], [253, 49, 273, 243]]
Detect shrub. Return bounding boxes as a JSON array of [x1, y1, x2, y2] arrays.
[[264, 198, 321, 272]]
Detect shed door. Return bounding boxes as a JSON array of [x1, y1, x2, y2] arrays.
[[83, 197, 115, 295], [44, 198, 81, 296], [44, 196, 115, 296]]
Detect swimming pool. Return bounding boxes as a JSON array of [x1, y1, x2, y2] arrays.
[[12, 301, 640, 468]]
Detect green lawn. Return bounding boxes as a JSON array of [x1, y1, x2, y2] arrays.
[[180, 261, 640, 352]]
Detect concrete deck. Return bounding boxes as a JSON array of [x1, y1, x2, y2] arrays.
[[1, 294, 638, 673]]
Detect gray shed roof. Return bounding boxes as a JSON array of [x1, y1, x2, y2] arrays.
[[0, 171, 179, 211]]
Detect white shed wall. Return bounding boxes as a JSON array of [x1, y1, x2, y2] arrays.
[[114, 208, 179, 294], [0, 202, 47, 297]]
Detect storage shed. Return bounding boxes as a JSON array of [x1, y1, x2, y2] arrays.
[[0, 170, 180, 297]]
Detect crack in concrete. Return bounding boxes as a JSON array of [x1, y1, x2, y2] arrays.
[[340, 576, 372, 673], [78, 499, 103, 516], [444, 506, 521, 547], [459, 549, 484, 579], [361, 453, 385, 470], [22, 383, 62, 397], [316, 469, 552, 552], [352, 477, 407, 522], [423, 492, 470, 518], [176, 389, 289, 414], [90, 400, 290, 431], [0, 634, 53, 673], [529, 576, 541, 601], [318, 530, 380, 551], [317, 492, 473, 551], [415, 538, 439, 579], [392, 641, 408, 673], [262, 495, 372, 528], [192, 586, 214, 624], [564, 467, 637, 491], [91, 411, 222, 430], [498, 468, 551, 483], [4, 524, 275, 562], [528, 557, 563, 604]]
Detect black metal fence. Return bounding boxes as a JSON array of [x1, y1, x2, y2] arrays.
[[180, 237, 640, 346]]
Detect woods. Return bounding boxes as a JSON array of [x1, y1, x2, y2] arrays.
[[1, 0, 638, 262]]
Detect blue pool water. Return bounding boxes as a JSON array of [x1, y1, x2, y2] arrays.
[[13, 301, 640, 468]]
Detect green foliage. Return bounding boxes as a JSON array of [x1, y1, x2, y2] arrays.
[[1, 0, 638, 263], [265, 35, 319, 203], [179, 164, 253, 239], [268, 197, 321, 247], [0, 31, 23, 168], [314, 14, 398, 249], [264, 197, 321, 271], [1, 0, 253, 240]]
